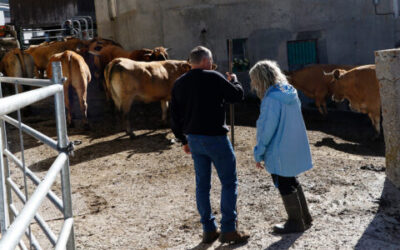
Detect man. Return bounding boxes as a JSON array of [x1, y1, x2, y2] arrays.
[[171, 46, 249, 244]]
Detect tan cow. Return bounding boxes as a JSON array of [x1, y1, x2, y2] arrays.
[[104, 58, 191, 138], [0, 48, 35, 93], [287, 64, 354, 114], [25, 38, 87, 78], [0, 48, 35, 78], [46, 50, 91, 129], [324, 64, 381, 136], [91, 45, 169, 80]]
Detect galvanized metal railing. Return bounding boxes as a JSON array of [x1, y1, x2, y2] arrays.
[[0, 62, 75, 250]]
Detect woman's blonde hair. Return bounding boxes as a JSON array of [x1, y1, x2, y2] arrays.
[[249, 60, 288, 99]]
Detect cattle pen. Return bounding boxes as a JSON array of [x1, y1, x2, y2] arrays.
[[0, 62, 75, 250]]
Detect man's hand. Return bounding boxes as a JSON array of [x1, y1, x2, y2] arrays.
[[226, 72, 237, 82], [256, 162, 263, 169], [182, 144, 191, 154]]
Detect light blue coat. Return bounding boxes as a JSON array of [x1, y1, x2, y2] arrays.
[[254, 83, 313, 177]]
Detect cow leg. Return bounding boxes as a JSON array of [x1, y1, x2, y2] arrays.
[[76, 86, 90, 130], [322, 102, 328, 115], [161, 100, 168, 122], [368, 112, 381, 140], [63, 84, 73, 127], [122, 99, 135, 139], [34, 66, 40, 79], [39, 69, 45, 79], [315, 101, 324, 115]]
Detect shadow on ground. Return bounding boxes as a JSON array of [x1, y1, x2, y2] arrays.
[[355, 179, 400, 249], [29, 130, 172, 172]]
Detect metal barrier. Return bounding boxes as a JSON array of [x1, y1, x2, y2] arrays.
[[0, 62, 75, 250], [20, 16, 94, 48]]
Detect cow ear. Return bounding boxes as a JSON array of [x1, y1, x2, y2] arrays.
[[183, 63, 192, 72], [333, 69, 341, 80]]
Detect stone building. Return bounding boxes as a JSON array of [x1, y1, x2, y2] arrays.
[[94, 0, 400, 73]]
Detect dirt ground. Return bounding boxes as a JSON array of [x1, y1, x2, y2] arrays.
[[5, 96, 400, 250]]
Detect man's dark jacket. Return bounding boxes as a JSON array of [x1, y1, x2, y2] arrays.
[[170, 69, 244, 145]]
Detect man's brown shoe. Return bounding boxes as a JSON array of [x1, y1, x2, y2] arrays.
[[219, 230, 250, 244], [202, 230, 220, 244]]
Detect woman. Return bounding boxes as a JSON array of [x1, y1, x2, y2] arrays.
[[249, 60, 313, 234]]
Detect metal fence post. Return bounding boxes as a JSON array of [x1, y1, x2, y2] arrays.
[[0, 82, 10, 233], [52, 61, 75, 250], [0, 83, 14, 232]]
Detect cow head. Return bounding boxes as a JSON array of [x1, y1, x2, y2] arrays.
[[324, 69, 347, 102], [148, 47, 169, 61]]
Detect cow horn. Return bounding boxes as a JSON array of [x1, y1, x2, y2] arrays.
[[165, 48, 171, 51], [323, 71, 334, 76], [89, 50, 101, 56]]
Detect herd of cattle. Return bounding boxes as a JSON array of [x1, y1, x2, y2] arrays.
[[0, 36, 381, 139]]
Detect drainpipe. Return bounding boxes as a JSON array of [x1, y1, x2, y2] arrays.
[[108, 0, 117, 21]]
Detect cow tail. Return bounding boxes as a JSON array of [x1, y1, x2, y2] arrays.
[[104, 60, 119, 110], [67, 52, 72, 83], [15, 49, 27, 78]]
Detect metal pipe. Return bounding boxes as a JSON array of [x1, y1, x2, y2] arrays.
[[0, 77, 52, 87], [0, 153, 67, 250], [0, 111, 10, 232], [55, 218, 74, 250], [22, 28, 67, 33], [18, 240, 28, 250], [27, 36, 66, 41], [0, 83, 13, 228], [7, 178, 58, 246], [0, 84, 63, 117], [52, 61, 75, 250], [73, 16, 94, 39], [72, 20, 82, 39], [13, 83, 33, 249], [2, 115, 58, 151], [4, 149, 63, 211], [9, 204, 43, 250]]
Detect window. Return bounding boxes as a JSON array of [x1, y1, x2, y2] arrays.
[[227, 38, 250, 72], [287, 39, 318, 71]]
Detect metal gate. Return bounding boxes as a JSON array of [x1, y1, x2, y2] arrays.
[[0, 62, 75, 250]]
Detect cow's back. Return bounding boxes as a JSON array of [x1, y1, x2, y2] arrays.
[[289, 64, 353, 94]]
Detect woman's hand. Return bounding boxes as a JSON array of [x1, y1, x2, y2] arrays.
[[256, 162, 263, 169], [182, 144, 191, 154]]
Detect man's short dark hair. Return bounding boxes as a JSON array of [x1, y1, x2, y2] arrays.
[[189, 46, 212, 64]]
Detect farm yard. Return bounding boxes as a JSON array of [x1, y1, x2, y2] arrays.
[[0, 0, 399, 249], [5, 96, 399, 249]]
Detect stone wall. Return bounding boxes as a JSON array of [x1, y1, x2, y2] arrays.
[[375, 48, 400, 188]]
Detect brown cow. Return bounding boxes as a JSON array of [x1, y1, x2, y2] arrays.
[[324, 64, 381, 136], [104, 58, 191, 138], [287, 64, 354, 114], [46, 50, 91, 129], [25, 38, 87, 78]]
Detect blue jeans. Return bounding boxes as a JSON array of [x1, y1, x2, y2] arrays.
[[187, 134, 238, 233]]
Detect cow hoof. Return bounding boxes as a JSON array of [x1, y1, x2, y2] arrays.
[[129, 133, 136, 140]]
